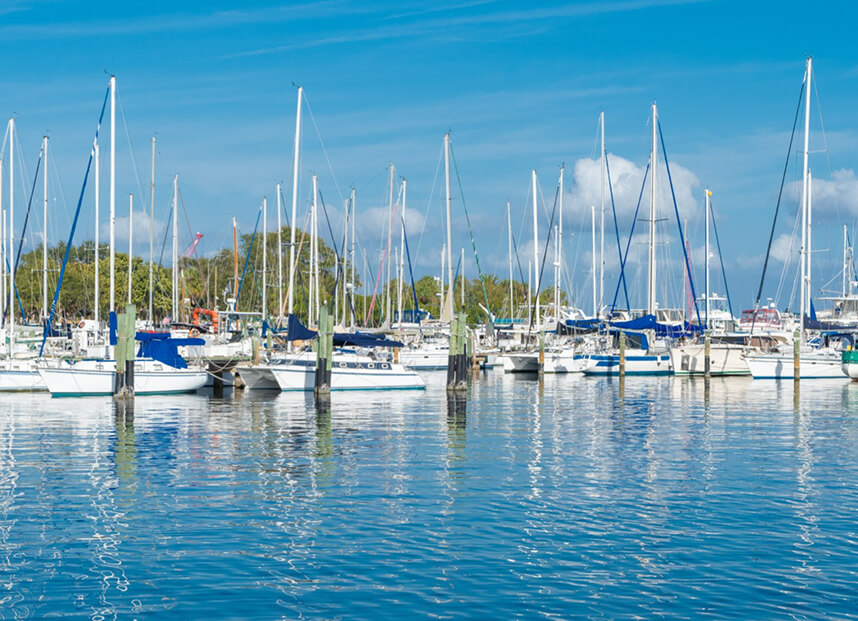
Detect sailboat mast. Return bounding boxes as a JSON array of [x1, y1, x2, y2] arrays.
[[94, 143, 99, 325], [599, 112, 606, 314], [592, 205, 597, 317], [843, 225, 849, 297], [398, 179, 407, 327], [807, 170, 813, 317], [9, 118, 15, 348], [386, 163, 395, 325], [232, 217, 238, 311], [109, 75, 116, 313], [557, 166, 564, 318], [439, 243, 445, 320], [149, 137, 155, 325], [276, 182, 282, 321], [172, 175, 178, 320], [350, 188, 356, 329], [705, 188, 711, 330], [312, 174, 320, 322], [42, 135, 48, 319], [444, 133, 454, 321], [799, 56, 812, 336], [128, 193, 133, 304], [461, 247, 465, 309], [532, 169, 539, 329], [507, 201, 513, 319], [647, 103, 658, 316], [287, 86, 302, 318], [262, 196, 267, 321]]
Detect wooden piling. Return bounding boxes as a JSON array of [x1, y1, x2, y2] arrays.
[[618, 331, 626, 377], [704, 333, 711, 377], [793, 328, 801, 383]]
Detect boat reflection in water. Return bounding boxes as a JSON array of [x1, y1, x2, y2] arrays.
[[0, 374, 856, 618]]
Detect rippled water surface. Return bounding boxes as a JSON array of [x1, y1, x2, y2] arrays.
[[1, 372, 858, 619]]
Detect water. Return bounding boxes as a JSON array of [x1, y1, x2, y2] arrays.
[[1, 372, 857, 619]]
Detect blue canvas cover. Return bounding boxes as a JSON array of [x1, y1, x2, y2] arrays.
[[135, 331, 205, 369]]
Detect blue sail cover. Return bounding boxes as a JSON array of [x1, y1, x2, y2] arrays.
[[136, 332, 205, 369], [609, 315, 701, 338], [285, 314, 404, 348]]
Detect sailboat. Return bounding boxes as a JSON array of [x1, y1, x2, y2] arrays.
[[583, 103, 697, 376], [745, 58, 849, 379]]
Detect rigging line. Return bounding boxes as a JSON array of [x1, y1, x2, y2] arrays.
[[317, 189, 344, 311], [4, 148, 43, 323], [526, 184, 560, 339], [40, 84, 110, 357], [611, 159, 652, 314], [177, 187, 195, 249], [610, 162, 649, 313], [235, 206, 262, 311], [658, 121, 702, 328], [811, 69, 840, 221], [302, 93, 345, 206], [414, 143, 443, 264], [449, 142, 492, 318], [604, 152, 630, 311], [116, 87, 151, 212], [751, 74, 805, 333]]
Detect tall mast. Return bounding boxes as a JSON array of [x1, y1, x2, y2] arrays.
[[341, 198, 348, 326], [591, 205, 597, 317], [507, 201, 513, 319], [9, 118, 15, 346], [599, 111, 606, 313], [312, 174, 319, 322], [647, 103, 658, 315], [232, 217, 238, 310], [276, 182, 282, 321], [94, 143, 99, 325], [262, 196, 267, 321], [386, 163, 395, 325], [843, 225, 849, 297], [149, 137, 155, 324], [443, 133, 454, 322], [439, 244, 445, 320], [461, 247, 465, 309], [287, 86, 302, 317], [42, 135, 48, 319], [109, 75, 116, 313], [799, 56, 812, 337], [556, 166, 564, 318], [350, 188, 356, 329], [532, 169, 539, 329], [705, 188, 711, 330], [398, 179, 407, 327], [172, 175, 178, 321], [807, 170, 813, 317], [127, 194, 133, 304]]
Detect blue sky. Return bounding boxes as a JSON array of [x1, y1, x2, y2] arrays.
[[2, 0, 858, 313]]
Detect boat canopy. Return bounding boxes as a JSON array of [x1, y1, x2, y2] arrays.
[[565, 314, 700, 337], [135, 332, 205, 369], [285, 314, 404, 348]]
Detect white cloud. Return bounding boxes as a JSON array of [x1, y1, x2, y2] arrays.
[[769, 232, 796, 264], [786, 168, 858, 220], [562, 153, 701, 230]]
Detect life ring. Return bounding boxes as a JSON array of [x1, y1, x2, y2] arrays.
[[189, 327, 200, 338], [78, 320, 86, 329], [191, 307, 219, 331]]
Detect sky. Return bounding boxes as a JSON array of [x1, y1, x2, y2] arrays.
[[2, 0, 858, 314]]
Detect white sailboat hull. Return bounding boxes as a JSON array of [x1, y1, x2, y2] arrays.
[[39, 360, 208, 396], [582, 351, 672, 376], [400, 349, 449, 370], [670, 343, 750, 376], [746, 353, 845, 379], [502, 350, 586, 373], [269, 355, 424, 391]]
